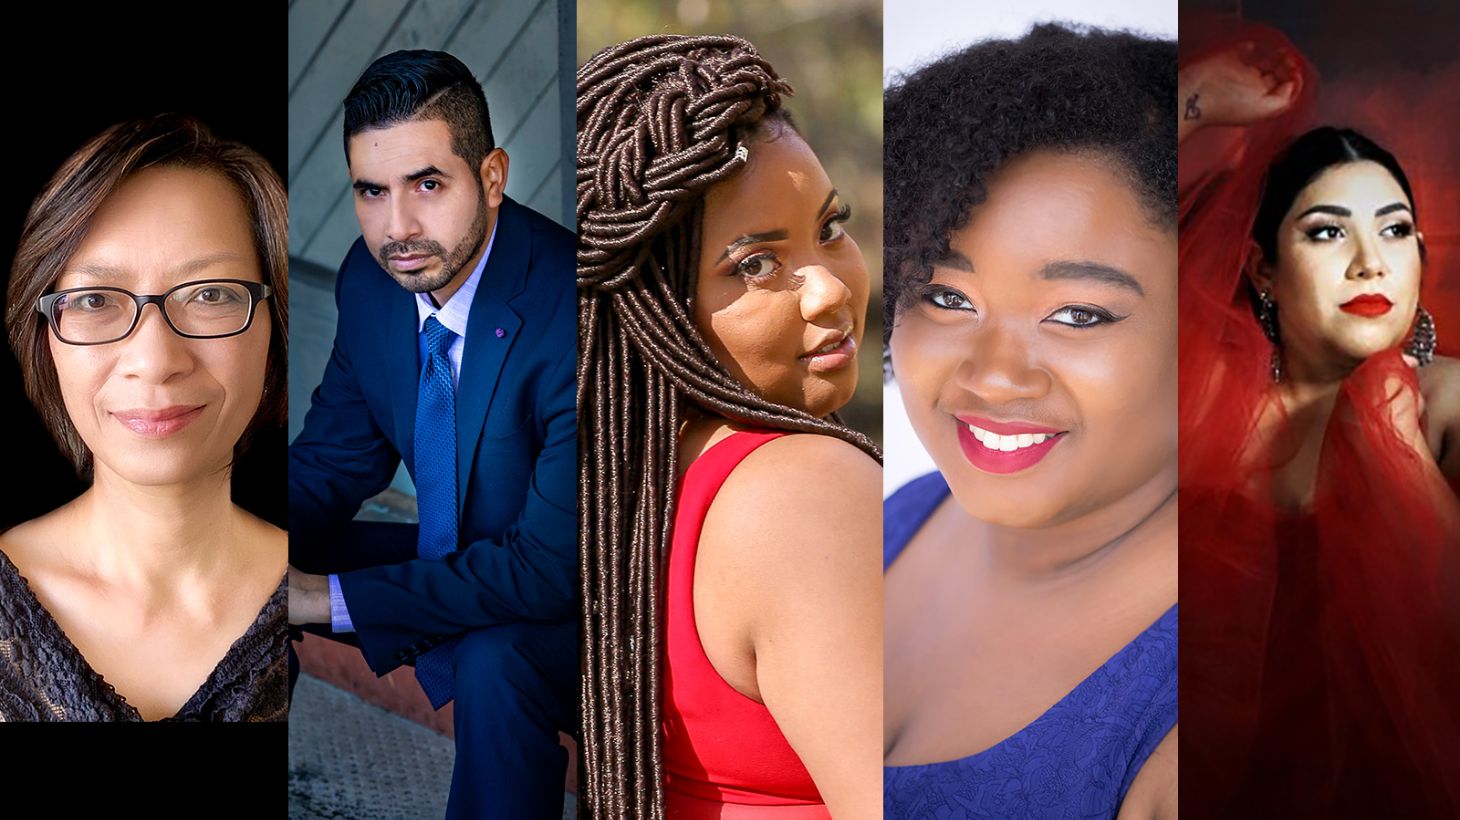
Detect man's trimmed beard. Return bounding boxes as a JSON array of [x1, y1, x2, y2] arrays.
[[376, 186, 491, 294]]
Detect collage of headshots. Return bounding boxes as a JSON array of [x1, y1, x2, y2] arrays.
[[0, 0, 1456, 818]]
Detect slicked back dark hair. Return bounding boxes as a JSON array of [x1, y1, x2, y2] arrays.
[[1253, 126, 1418, 262], [883, 22, 1176, 353], [342, 49, 494, 169]]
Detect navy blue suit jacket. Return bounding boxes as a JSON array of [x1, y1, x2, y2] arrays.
[[289, 196, 577, 676]]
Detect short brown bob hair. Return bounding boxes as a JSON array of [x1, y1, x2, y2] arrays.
[[5, 113, 288, 475]]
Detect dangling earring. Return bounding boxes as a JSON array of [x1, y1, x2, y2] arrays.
[[1404, 305, 1437, 366], [1258, 288, 1282, 383], [882, 344, 893, 381]]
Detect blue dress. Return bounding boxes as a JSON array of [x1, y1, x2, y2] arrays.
[[883, 473, 1177, 819]]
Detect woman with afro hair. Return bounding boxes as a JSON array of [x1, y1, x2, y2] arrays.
[[881, 23, 1178, 819]]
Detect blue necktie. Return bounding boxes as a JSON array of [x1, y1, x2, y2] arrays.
[[414, 315, 458, 709]]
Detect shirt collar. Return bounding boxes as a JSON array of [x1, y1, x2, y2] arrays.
[[414, 216, 498, 338]]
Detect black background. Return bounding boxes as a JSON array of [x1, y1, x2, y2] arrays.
[[0, 5, 286, 800], [0, 9, 287, 531]]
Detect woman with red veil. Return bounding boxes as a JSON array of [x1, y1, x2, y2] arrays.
[[1178, 19, 1460, 819]]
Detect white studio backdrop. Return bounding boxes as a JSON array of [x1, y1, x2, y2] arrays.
[[881, 0, 1179, 496]]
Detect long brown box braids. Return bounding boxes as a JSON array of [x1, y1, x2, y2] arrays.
[[576, 34, 880, 819]]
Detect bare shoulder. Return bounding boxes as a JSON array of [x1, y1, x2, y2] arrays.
[[694, 432, 882, 703], [1117, 724, 1178, 820], [239, 510, 288, 550], [235, 508, 289, 580], [0, 504, 74, 575], [1419, 354, 1460, 410], [705, 433, 880, 558], [1418, 355, 1460, 479], [735, 431, 880, 478], [696, 433, 880, 605]]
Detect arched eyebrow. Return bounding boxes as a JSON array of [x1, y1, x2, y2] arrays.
[[816, 188, 838, 216], [932, 251, 974, 272], [1296, 202, 1412, 220], [404, 165, 448, 182], [717, 230, 789, 263], [1039, 260, 1145, 296], [1296, 204, 1352, 219], [64, 252, 247, 283], [928, 255, 1143, 295], [352, 165, 450, 192], [714, 188, 840, 264]]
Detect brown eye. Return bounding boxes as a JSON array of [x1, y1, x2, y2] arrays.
[[735, 253, 780, 280], [924, 287, 972, 311], [1046, 305, 1123, 328], [71, 292, 119, 312], [820, 203, 852, 242]]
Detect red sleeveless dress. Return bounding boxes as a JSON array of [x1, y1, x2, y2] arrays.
[[663, 430, 831, 818]]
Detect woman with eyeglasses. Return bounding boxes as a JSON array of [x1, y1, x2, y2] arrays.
[[0, 114, 288, 722]]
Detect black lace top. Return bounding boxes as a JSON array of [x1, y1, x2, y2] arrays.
[[0, 550, 288, 722]]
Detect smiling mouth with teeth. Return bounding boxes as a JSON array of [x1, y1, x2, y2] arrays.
[[967, 424, 1061, 452]]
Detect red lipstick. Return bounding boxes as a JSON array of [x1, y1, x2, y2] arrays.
[[955, 415, 1067, 475], [1339, 294, 1393, 317]]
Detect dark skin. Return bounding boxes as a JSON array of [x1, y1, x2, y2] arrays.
[[884, 151, 1178, 818], [676, 130, 881, 819]]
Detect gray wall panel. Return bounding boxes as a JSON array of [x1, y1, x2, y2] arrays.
[[287, 0, 575, 502]]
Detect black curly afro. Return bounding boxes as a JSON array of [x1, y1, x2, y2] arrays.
[[883, 22, 1176, 353]]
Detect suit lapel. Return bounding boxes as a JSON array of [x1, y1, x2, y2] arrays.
[[455, 197, 529, 510], [388, 285, 421, 473]]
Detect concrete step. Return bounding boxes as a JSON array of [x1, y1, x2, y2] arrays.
[[289, 673, 576, 819]]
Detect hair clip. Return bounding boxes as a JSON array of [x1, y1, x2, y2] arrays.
[[734, 144, 749, 162]]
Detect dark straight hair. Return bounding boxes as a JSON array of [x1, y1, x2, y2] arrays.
[[5, 114, 289, 475], [342, 49, 494, 169]]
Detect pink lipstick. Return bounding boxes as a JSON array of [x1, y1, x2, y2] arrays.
[[111, 405, 205, 438], [955, 415, 1067, 475]]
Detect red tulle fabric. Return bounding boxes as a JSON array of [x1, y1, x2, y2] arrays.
[[1178, 18, 1460, 819]]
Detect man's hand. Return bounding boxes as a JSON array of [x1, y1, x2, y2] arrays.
[[288, 565, 331, 626]]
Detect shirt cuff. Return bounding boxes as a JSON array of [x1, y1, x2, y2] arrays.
[[328, 573, 355, 633]]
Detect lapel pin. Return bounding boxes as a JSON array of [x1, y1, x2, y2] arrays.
[[495, 327, 506, 338]]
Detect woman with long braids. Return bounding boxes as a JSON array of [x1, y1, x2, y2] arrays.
[[577, 35, 881, 819]]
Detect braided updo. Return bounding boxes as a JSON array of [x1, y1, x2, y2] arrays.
[[576, 34, 878, 818]]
